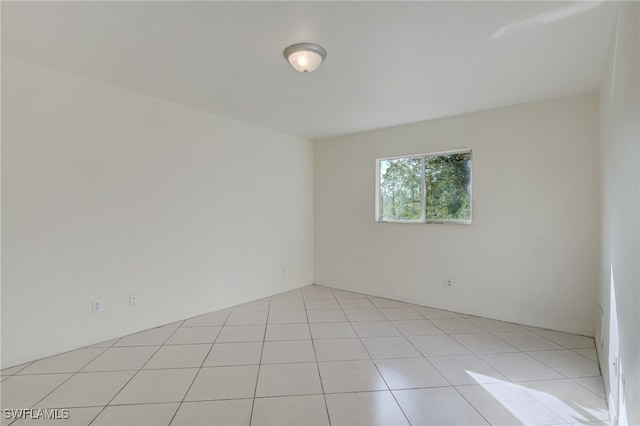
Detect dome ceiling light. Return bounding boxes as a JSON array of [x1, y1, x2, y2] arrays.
[[283, 43, 327, 74]]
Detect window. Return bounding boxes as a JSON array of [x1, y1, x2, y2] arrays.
[[376, 150, 472, 224]]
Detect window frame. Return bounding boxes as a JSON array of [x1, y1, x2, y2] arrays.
[[375, 149, 472, 225]]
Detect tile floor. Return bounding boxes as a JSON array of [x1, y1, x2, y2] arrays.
[[1, 285, 609, 426]]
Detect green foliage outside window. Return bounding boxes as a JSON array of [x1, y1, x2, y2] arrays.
[[379, 157, 422, 221], [378, 151, 471, 223], [425, 152, 471, 221]]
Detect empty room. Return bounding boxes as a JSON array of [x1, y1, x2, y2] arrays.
[[1, 1, 638, 426]]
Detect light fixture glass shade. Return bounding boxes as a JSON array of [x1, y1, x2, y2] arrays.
[[283, 43, 327, 73]]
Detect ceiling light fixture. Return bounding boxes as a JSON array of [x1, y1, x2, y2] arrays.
[[283, 43, 327, 74]]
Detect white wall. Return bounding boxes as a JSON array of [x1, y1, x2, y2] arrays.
[[315, 94, 600, 336], [598, 3, 639, 425], [1, 56, 314, 368]]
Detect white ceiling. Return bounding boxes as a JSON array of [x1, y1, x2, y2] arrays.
[[2, 1, 617, 140]]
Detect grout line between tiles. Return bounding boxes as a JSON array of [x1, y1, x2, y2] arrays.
[[247, 297, 270, 426], [22, 345, 112, 416], [87, 325, 184, 425], [305, 289, 332, 426], [165, 309, 231, 426], [339, 292, 415, 426]]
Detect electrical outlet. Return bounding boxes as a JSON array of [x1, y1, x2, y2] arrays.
[[445, 277, 454, 289], [92, 300, 103, 313], [130, 293, 137, 305]]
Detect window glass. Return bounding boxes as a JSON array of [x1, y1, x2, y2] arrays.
[[377, 150, 471, 224], [379, 156, 423, 221]]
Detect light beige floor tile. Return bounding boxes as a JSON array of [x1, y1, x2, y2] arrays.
[[111, 368, 197, 404], [573, 348, 599, 362], [266, 311, 307, 324], [0, 374, 72, 409], [255, 362, 322, 397], [318, 360, 387, 393], [2, 363, 32, 376], [338, 299, 375, 309], [391, 319, 443, 336], [452, 333, 519, 354], [413, 306, 461, 319], [114, 328, 175, 347], [88, 338, 121, 348], [493, 331, 563, 351], [251, 395, 329, 426], [269, 299, 305, 311], [270, 290, 302, 301], [306, 310, 347, 323], [534, 330, 595, 349], [519, 379, 609, 422], [0, 362, 33, 376], [379, 307, 422, 320], [18, 348, 105, 374], [311, 285, 340, 292], [11, 407, 102, 426], [185, 365, 259, 401], [232, 300, 270, 312], [216, 325, 265, 343], [394, 387, 489, 425], [480, 353, 564, 381], [143, 344, 210, 369], [160, 320, 185, 328], [313, 338, 369, 361], [203, 342, 262, 367], [467, 317, 526, 332], [332, 290, 367, 300], [91, 403, 178, 426], [304, 299, 340, 310], [343, 309, 386, 322], [325, 391, 409, 426], [528, 350, 600, 378], [165, 326, 221, 345], [430, 318, 486, 334], [351, 321, 401, 337], [171, 399, 253, 426], [225, 311, 268, 326], [409, 335, 471, 356], [81, 346, 158, 372], [368, 297, 408, 308], [573, 376, 606, 398], [521, 324, 548, 331], [360, 336, 421, 359], [183, 310, 230, 327], [38, 371, 135, 408], [302, 285, 333, 293], [265, 324, 311, 341], [309, 322, 356, 339], [375, 357, 449, 389], [302, 292, 335, 301], [457, 382, 565, 425], [261, 340, 316, 364], [428, 354, 507, 385], [269, 290, 302, 299]]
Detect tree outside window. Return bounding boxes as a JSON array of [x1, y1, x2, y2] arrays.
[[377, 150, 472, 224]]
